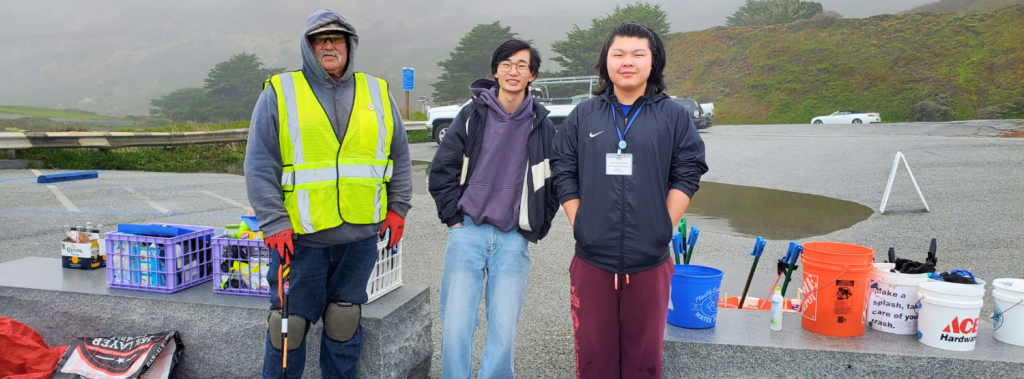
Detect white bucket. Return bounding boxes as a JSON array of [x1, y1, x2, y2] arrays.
[[992, 278, 1024, 347], [917, 281, 985, 351], [867, 267, 930, 335]]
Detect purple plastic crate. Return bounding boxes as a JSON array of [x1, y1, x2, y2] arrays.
[[211, 237, 272, 297], [105, 224, 214, 293]]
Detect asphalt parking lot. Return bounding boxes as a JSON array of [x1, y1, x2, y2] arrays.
[[2, 120, 1023, 378]]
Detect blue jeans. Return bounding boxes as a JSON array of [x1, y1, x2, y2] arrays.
[[440, 215, 531, 379], [262, 236, 379, 379]]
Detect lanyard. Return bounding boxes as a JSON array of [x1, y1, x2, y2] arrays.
[[611, 101, 645, 153]]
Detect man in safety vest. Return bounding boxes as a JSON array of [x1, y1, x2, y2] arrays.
[[244, 9, 412, 379]]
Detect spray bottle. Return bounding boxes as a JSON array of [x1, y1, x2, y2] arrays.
[[770, 286, 784, 331]]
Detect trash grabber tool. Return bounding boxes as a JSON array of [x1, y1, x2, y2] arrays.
[[277, 246, 292, 379], [739, 237, 766, 309], [684, 226, 700, 265], [760, 242, 797, 310], [780, 245, 803, 297]]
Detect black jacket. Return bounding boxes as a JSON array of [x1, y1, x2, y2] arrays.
[[552, 90, 709, 274], [428, 92, 559, 243]]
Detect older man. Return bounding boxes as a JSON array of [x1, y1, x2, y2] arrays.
[[244, 9, 412, 379]]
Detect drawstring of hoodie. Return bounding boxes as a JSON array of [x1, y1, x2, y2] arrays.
[[614, 274, 631, 290]]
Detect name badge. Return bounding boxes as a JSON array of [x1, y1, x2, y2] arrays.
[[606, 153, 632, 176]]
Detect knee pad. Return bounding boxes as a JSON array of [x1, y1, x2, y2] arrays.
[[323, 302, 361, 342], [268, 310, 307, 351]]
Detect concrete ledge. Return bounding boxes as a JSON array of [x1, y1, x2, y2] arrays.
[[0, 257, 431, 378], [664, 308, 1024, 377]]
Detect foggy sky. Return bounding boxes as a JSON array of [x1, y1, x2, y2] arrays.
[[0, 0, 936, 116]]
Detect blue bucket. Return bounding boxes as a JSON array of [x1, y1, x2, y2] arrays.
[[667, 264, 724, 329]]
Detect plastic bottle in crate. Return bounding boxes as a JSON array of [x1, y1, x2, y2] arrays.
[[131, 243, 143, 284], [147, 243, 166, 287], [111, 240, 128, 283], [138, 244, 151, 286], [252, 248, 270, 291]]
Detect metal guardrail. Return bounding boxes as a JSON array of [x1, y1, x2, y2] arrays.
[[0, 129, 250, 150], [0, 123, 431, 151]]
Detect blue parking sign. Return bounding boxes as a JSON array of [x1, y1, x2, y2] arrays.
[[402, 68, 414, 91]]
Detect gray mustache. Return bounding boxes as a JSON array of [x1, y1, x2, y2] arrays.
[[318, 50, 341, 60]]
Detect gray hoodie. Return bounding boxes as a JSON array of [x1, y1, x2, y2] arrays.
[[244, 9, 412, 247]]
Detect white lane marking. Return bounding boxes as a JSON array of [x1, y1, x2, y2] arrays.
[[29, 169, 79, 211], [202, 190, 252, 213], [125, 188, 171, 214], [46, 185, 79, 212]]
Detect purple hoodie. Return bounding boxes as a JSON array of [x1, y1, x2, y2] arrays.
[[457, 79, 535, 232]]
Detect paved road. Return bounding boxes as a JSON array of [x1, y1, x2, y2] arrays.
[[2, 120, 1023, 378]]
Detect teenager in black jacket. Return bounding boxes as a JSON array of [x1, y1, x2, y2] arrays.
[[552, 23, 709, 378]]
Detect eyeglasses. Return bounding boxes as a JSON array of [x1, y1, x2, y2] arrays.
[[497, 61, 530, 74], [312, 34, 346, 45]]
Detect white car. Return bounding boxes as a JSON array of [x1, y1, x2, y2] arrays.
[[426, 100, 577, 145], [812, 110, 881, 124]]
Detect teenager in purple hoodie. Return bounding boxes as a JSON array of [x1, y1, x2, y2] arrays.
[[428, 40, 559, 377]]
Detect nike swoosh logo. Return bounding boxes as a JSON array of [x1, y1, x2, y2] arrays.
[[589, 131, 604, 138]]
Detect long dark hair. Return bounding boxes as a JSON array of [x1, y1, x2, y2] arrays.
[[592, 22, 667, 96]]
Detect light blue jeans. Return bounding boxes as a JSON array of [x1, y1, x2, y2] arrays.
[[439, 215, 531, 379]]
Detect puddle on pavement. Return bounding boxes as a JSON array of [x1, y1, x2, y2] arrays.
[[685, 182, 874, 240], [396, 164, 874, 240]]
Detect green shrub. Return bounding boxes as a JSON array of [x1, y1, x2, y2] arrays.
[[408, 111, 428, 121], [911, 101, 956, 121], [976, 105, 1004, 119]]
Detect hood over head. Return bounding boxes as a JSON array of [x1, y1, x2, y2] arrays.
[[469, 78, 498, 98], [301, 9, 359, 85]]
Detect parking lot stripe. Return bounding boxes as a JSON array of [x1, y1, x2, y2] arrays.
[[202, 190, 252, 213], [45, 185, 79, 212], [124, 188, 171, 214]]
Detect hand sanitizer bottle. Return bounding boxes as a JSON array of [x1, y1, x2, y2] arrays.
[[770, 286, 784, 331]]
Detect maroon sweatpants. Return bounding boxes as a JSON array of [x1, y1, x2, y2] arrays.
[[569, 255, 674, 379]]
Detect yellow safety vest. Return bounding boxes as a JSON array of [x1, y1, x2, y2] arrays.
[[266, 71, 394, 234]]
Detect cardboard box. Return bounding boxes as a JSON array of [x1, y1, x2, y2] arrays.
[[61, 231, 105, 270]]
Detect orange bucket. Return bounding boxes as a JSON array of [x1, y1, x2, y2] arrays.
[[802, 242, 874, 266], [799, 244, 874, 337]]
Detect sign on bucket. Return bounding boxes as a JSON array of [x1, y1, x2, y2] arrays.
[[867, 265, 930, 335]]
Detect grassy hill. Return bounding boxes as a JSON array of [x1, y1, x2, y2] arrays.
[[664, 5, 1024, 124], [902, 0, 1024, 14], [0, 105, 114, 120]]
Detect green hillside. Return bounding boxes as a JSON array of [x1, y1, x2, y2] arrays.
[[0, 105, 113, 120], [903, 0, 1024, 14], [664, 5, 1024, 124]]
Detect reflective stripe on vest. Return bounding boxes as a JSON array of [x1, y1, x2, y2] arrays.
[[268, 71, 394, 234]]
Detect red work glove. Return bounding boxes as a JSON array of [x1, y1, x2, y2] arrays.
[[380, 210, 405, 249], [265, 229, 294, 260]]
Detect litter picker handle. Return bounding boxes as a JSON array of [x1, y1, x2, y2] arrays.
[[279, 250, 292, 379]]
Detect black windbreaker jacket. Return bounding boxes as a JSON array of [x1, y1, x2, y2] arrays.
[[552, 90, 709, 274], [428, 92, 559, 243]]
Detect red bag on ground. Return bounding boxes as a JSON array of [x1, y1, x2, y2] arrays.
[[0, 317, 68, 379]]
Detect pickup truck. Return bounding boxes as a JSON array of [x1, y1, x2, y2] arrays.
[[426, 100, 578, 144]]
